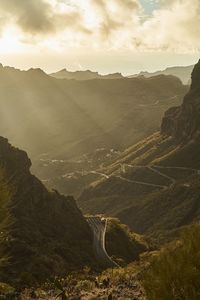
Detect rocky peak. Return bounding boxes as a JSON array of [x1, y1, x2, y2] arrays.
[[161, 59, 200, 141], [191, 59, 200, 91], [0, 137, 31, 174], [27, 68, 46, 76], [0, 137, 94, 285]]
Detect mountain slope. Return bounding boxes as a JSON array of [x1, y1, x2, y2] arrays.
[[78, 60, 200, 244], [129, 65, 194, 84], [105, 218, 147, 265], [0, 137, 94, 286], [0, 64, 187, 162]]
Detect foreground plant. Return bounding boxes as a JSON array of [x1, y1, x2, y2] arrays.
[[143, 224, 200, 300]]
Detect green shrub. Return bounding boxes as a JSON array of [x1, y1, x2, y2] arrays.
[[143, 223, 200, 300], [0, 282, 15, 294]]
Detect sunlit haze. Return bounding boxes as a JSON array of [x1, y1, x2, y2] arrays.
[[0, 0, 199, 74]]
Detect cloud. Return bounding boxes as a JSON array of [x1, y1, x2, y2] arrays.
[[136, 0, 200, 52], [114, 0, 139, 10], [89, 0, 200, 52], [90, 0, 200, 53], [0, 16, 7, 36], [0, 0, 200, 54], [0, 0, 87, 36], [90, 0, 140, 41]]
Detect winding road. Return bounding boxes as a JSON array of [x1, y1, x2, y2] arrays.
[[86, 163, 200, 190], [86, 216, 119, 268], [121, 163, 175, 186], [116, 175, 167, 189], [119, 163, 200, 187], [90, 171, 109, 179], [84, 164, 200, 266], [80, 163, 200, 190]]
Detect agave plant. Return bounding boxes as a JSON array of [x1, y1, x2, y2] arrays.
[[55, 279, 68, 300]]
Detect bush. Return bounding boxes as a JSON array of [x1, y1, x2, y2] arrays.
[[0, 282, 15, 294], [143, 223, 200, 300]]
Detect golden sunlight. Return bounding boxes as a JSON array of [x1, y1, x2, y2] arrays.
[[0, 28, 23, 54]]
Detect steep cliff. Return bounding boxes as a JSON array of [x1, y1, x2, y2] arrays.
[[0, 137, 94, 286], [161, 59, 200, 140]]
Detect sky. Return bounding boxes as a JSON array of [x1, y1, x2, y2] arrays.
[[0, 0, 199, 74]]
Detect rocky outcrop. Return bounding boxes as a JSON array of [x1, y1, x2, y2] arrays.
[[0, 137, 94, 286], [161, 60, 200, 141]]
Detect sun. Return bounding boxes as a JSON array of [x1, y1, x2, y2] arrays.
[[0, 27, 23, 54]]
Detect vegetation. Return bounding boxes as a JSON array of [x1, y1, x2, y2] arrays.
[[15, 265, 146, 299], [6, 222, 200, 300], [143, 223, 200, 300], [0, 282, 15, 294]]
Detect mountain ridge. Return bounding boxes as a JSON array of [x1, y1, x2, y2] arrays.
[[50, 69, 124, 80], [0, 65, 187, 161], [129, 64, 194, 84]]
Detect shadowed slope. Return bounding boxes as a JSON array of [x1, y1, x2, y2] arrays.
[[0, 137, 94, 286]]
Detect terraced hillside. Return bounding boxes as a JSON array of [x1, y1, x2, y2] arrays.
[[78, 60, 200, 244]]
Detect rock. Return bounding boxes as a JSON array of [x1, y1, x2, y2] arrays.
[[161, 60, 200, 141]]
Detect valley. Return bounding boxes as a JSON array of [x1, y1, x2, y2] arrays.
[[0, 60, 199, 298], [0, 0, 200, 298]]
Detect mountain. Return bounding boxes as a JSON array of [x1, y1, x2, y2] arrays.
[[129, 65, 194, 85], [161, 60, 200, 140], [0, 134, 150, 291], [0, 64, 187, 198], [78, 60, 200, 244], [50, 69, 124, 80], [0, 136, 95, 286], [0, 64, 187, 161]]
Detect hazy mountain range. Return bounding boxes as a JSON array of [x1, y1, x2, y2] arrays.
[[129, 64, 194, 85], [51, 64, 193, 85], [50, 69, 124, 80], [0, 64, 187, 162]]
